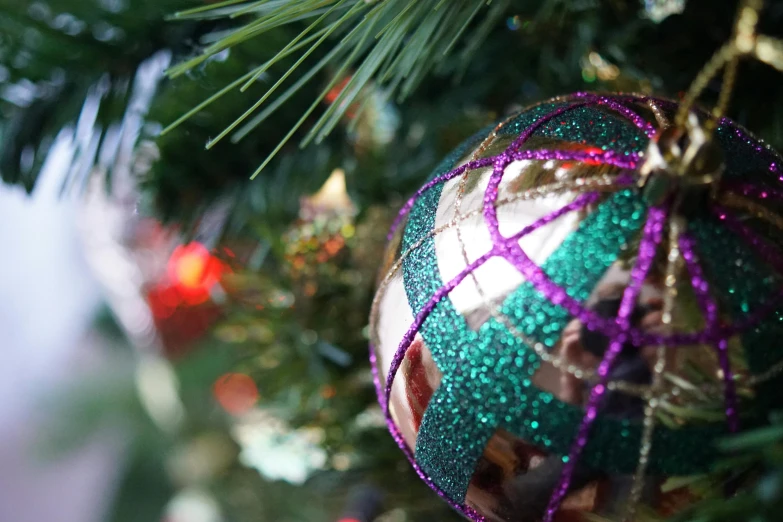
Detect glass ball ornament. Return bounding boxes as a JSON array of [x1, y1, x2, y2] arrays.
[[369, 93, 783, 522]]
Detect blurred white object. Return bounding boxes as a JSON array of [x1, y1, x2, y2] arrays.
[[164, 489, 223, 522], [0, 138, 116, 522], [643, 0, 685, 23], [233, 410, 327, 485]]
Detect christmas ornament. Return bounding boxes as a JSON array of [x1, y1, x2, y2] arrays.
[[284, 168, 356, 286], [369, 92, 783, 522]]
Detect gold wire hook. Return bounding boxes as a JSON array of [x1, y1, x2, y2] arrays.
[[674, 0, 776, 131]]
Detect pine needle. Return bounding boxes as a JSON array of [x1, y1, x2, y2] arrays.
[[238, 0, 349, 92], [230, 29, 350, 142], [204, 0, 363, 150], [166, 0, 504, 176], [159, 25, 331, 137], [441, 0, 485, 58], [169, 0, 252, 19], [248, 3, 381, 179]]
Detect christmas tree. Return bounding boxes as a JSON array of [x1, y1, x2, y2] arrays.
[[2, 1, 783, 521]]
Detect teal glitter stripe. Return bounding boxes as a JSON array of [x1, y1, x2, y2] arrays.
[[495, 191, 646, 349], [414, 192, 646, 500], [498, 102, 567, 136], [502, 389, 722, 475], [533, 105, 646, 154], [500, 102, 648, 155], [690, 218, 783, 410]]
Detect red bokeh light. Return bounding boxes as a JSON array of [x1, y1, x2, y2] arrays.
[[167, 242, 226, 305], [145, 242, 228, 357]]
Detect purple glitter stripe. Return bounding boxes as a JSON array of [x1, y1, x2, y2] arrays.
[[459, 231, 778, 348], [484, 154, 514, 245], [679, 233, 719, 326], [480, 119, 770, 351], [393, 165, 779, 348], [473, 162, 783, 349], [714, 207, 783, 274], [543, 205, 668, 521], [573, 92, 656, 137], [384, 251, 493, 404], [679, 232, 739, 432], [587, 94, 783, 177], [369, 347, 487, 522], [387, 147, 637, 242], [383, 192, 601, 409]]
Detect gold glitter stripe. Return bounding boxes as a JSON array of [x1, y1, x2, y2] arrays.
[[646, 99, 669, 129]]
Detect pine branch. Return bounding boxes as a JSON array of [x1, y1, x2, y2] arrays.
[[666, 412, 783, 522], [165, 0, 510, 178], [0, 0, 206, 191]]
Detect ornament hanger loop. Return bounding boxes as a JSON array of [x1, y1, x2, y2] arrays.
[[639, 111, 723, 212]]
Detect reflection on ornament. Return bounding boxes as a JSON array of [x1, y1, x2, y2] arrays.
[[233, 410, 327, 484], [370, 93, 783, 522], [213, 373, 259, 416]]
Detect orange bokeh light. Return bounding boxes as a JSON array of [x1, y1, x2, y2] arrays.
[[212, 373, 259, 416], [325, 76, 351, 104]]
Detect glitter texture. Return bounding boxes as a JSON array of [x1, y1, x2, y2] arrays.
[[370, 93, 783, 521], [544, 205, 667, 519]]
